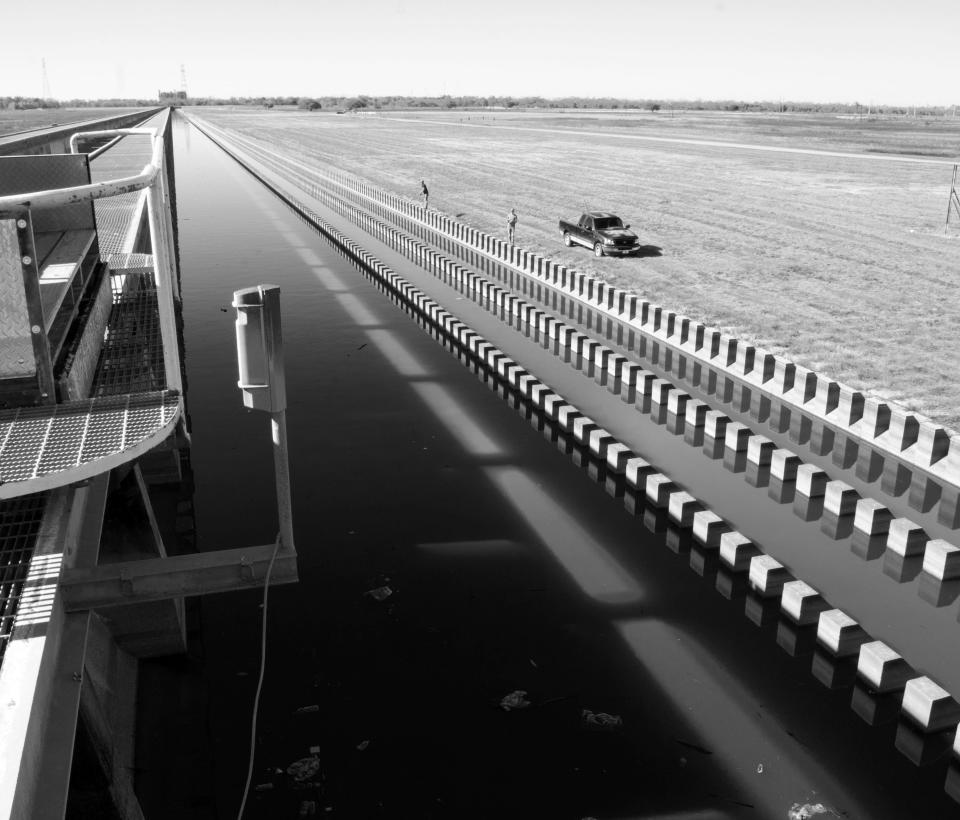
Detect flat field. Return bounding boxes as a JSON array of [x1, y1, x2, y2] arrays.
[[193, 108, 960, 428], [0, 107, 140, 137]]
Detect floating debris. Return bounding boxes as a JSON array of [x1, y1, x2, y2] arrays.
[[365, 585, 393, 602], [757, 763, 764, 774], [582, 709, 622, 728], [299, 800, 318, 817], [287, 756, 321, 783], [254, 783, 274, 792], [788, 803, 833, 820], [295, 704, 320, 714], [499, 690, 531, 711], [356, 740, 370, 751]]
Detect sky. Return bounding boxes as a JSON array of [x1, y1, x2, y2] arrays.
[[2, 0, 958, 106]]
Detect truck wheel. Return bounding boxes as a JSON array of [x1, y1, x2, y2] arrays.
[[563, 232, 573, 247], [594, 242, 604, 258]]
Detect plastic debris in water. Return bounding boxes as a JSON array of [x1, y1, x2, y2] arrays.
[[365, 585, 393, 602], [757, 763, 764, 773], [299, 800, 318, 817], [287, 756, 321, 783], [295, 704, 320, 714], [500, 690, 531, 711], [788, 804, 831, 820], [254, 783, 274, 792], [356, 740, 370, 751], [582, 709, 623, 728]]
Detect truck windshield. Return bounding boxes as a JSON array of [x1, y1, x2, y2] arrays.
[[593, 217, 623, 230]]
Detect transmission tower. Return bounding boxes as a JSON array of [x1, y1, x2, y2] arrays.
[[180, 64, 188, 97], [41, 58, 51, 99]]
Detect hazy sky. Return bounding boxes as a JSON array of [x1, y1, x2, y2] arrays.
[[3, 0, 957, 105]]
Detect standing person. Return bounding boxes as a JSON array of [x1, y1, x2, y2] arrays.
[[420, 180, 429, 209], [507, 207, 518, 243]]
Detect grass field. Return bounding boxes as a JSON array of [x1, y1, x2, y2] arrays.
[[0, 108, 140, 137], [192, 108, 960, 429]]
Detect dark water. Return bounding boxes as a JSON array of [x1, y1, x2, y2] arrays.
[[134, 114, 960, 819]]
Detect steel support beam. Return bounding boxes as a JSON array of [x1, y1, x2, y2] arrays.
[[59, 544, 297, 612]]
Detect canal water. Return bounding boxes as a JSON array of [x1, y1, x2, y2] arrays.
[[134, 114, 960, 819]]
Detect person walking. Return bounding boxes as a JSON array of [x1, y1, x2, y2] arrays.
[[420, 180, 429, 209], [507, 207, 518, 243]]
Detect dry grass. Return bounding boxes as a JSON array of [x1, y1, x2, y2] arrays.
[[192, 108, 960, 429], [0, 108, 140, 137]]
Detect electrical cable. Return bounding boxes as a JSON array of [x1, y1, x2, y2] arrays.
[[236, 533, 282, 820]]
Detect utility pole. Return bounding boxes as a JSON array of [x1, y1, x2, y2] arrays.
[[41, 58, 51, 99], [180, 64, 188, 98]]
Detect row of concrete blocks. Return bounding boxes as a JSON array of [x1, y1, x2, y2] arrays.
[[327, 170, 960, 494], [268, 165, 960, 762], [312, 176, 960, 589]]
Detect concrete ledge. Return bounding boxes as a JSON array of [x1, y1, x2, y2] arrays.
[[748, 554, 792, 597], [857, 640, 915, 693], [780, 580, 829, 625], [719, 532, 760, 572], [902, 676, 960, 732], [922, 539, 960, 581], [816, 609, 869, 657], [684, 399, 709, 428], [703, 411, 730, 441]]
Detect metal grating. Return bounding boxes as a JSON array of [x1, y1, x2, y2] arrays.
[[93, 270, 165, 396], [0, 493, 48, 667], [0, 392, 179, 489]]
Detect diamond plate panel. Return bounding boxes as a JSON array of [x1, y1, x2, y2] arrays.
[[0, 220, 35, 378]]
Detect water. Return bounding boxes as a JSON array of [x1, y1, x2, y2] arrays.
[[134, 113, 960, 819]]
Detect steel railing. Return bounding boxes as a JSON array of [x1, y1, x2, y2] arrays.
[[0, 127, 181, 393]]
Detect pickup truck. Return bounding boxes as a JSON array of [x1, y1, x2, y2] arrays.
[[558, 212, 641, 257]]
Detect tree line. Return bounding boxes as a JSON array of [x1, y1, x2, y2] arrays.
[[3, 95, 957, 117]]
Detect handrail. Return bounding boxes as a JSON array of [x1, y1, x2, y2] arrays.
[[0, 128, 162, 215]]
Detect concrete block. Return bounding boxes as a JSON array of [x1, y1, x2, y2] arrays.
[[922, 539, 960, 581], [625, 457, 655, 489], [703, 411, 731, 441], [749, 554, 792, 597], [724, 422, 752, 452], [692, 510, 730, 548], [572, 416, 598, 444], [650, 378, 674, 406], [720, 532, 760, 573], [857, 640, 915, 693], [555, 404, 581, 429], [770, 449, 801, 481], [684, 399, 710, 428], [853, 498, 894, 536], [824, 480, 860, 516], [605, 443, 633, 474], [587, 429, 614, 458], [645, 473, 678, 507], [885, 518, 928, 558], [780, 580, 829, 626], [667, 491, 703, 528], [746, 435, 776, 466], [817, 609, 869, 657], [833, 388, 865, 426], [796, 463, 828, 497], [902, 677, 960, 732], [666, 390, 690, 417], [770, 359, 796, 394]]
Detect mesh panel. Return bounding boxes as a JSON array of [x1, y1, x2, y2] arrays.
[[93, 270, 165, 396], [0, 493, 47, 667]]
